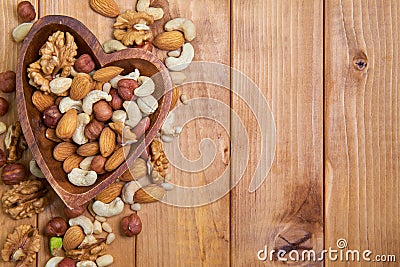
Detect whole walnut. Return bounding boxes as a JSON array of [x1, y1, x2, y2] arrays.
[[42, 105, 62, 128], [74, 54, 95, 73], [109, 89, 123, 110], [118, 79, 139, 100], [1, 163, 27, 185], [93, 100, 112, 122], [84, 120, 104, 140], [17, 1, 36, 22], [121, 213, 142, 237], [0, 71, 16, 93], [0, 97, 9, 116]]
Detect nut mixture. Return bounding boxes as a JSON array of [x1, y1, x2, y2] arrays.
[[1, 0, 197, 266]]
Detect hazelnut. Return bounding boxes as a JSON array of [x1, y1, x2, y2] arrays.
[[0, 149, 6, 168], [117, 79, 139, 101], [135, 41, 153, 52], [42, 105, 62, 128], [74, 54, 96, 73], [17, 1, 36, 22], [0, 97, 9, 116], [109, 88, 123, 110], [1, 163, 26, 185], [63, 205, 86, 219], [90, 155, 107, 174], [84, 119, 104, 140], [58, 258, 76, 267], [0, 71, 16, 93], [45, 217, 68, 237], [121, 213, 142, 237], [93, 100, 112, 122]]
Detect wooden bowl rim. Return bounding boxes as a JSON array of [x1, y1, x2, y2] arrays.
[[16, 15, 172, 208]]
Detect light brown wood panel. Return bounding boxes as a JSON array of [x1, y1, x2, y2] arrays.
[[0, 1, 39, 267], [231, 0, 323, 266], [136, 0, 231, 266], [325, 0, 399, 266]]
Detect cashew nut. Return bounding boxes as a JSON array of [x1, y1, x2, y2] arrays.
[[165, 43, 194, 71], [50, 77, 72, 95], [79, 234, 97, 247], [102, 82, 112, 94], [96, 255, 114, 267], [136, 0, 164, 20], [45, 257, 64, 267], [134, 76, 155, 97], [168, 49, 181, 57], [106, 233, 115, 245], [92, 197, 124, 217], [82, 90, 112, 115], [68, 168, 98, 187], [111, 110, 127, 123], [69, 215, 94, 235], [93, 220, 102, 235], [77, 261, 97, 267], [102, 40, 127, 53], [122, 126, 137, 144], [29, 159, 45, 178], [79, 156, 95, 171], [123, 101, 142, 128], [137, 95, 159, 115], [165, 18, 196, 41], [73, 113, 90, 145], [122, 181, 141, 204], [59, 97, 83, 113]]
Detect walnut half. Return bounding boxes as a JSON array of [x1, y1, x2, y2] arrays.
[[1, 179, 48, 220], [65, 239, 108, 262], [1, 225, 41, 267]]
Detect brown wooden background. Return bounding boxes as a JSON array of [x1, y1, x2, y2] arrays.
[[0, 0, 399, 266]]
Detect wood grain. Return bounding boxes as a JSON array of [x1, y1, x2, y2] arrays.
[[0, 1, 38, 267], [231, 0, 323, 266], [136, 0, 231, 266], [325, 0, 400, 266]]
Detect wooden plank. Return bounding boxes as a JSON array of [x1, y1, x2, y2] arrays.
[[136, 0, 231, 266], [231, 0, 323, 266], [325, 0, 399, 266], [37, 1, 138, 266], [0, 0, 39, 266]]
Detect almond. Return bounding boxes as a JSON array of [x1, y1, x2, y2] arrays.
[[32, 90, 56, 112], [89, 0, 120, 18], [93, 66, 124, 82], [53, 142, 78, 161], [63, 154, 84, 173], [95, 182, 124, 203], [70, 73, 93, 100], [170, 86, 179, 111], [99, 127, 116, 157], [133, 185, 166, 203], [153, 31, 185, 51], [120, 158, 147, 181], [77, 142, 100, 157], [104, 145, 129, 172], [63, 225, 85, 251], [56, 109, 78, 139], [46, 128, 63, 143]]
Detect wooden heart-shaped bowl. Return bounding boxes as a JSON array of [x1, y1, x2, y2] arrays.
[[16, 15, 172, 208]]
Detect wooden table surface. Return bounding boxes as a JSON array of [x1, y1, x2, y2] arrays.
[[0, 0, 399, 266]]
